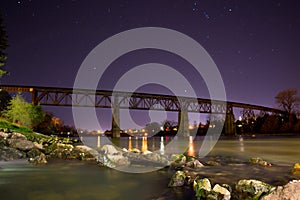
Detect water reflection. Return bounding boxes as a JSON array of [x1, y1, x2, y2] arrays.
[[187, 136, 195, 157], [128, 137, 132, 151], [239, 135, 244, 152], [125, 136, 195, 156], [141, 137, 148, 152], [160, 136, 165, 155]]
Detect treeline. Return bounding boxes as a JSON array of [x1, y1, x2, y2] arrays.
[[0, 90, 78, 137]]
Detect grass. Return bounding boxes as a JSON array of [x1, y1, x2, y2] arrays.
[[0, 118, 32, 133], [0, 118, 51, 142]]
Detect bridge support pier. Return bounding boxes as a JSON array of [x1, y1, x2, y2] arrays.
[[178, 108, 189, 137], [111, 96, 120, 138], [224, 113, 235, 135]]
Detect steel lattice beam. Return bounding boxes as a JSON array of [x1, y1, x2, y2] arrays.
[[0, 85, 286, 115]]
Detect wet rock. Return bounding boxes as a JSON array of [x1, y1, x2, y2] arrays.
[[262, 180, 300, 200], [0, 146, 25, 161], [206, 160, 221, 166], [142, 152, 170, 165], [235, 179, 274, 200], [48, 143, 74, 159], [170, 154, 186, 166], [249, 157, 272, 167], [212, 184, 231, 200], [130, 148, 141, 153], [99, 145, 130, 168], [7, 138, 35, 151], [292, 163, 300, 176], [168, 171, 186, 187], [27, 148, 42, 158], [73, 145, 99, 161], [193, 178, 212, 199], [28, 153, 47, 165], [185, 160, 204, 169]]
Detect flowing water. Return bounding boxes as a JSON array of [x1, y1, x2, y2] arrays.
[[1, 135, 300, 200]]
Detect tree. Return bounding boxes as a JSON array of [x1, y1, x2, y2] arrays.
[[0, 90, 11, 112], [162, 120, 177, 131], [145, 122, 161, 136], [2, 95, 45, 128], [275, 89, 300, 114], [0, 13, 8, 77]]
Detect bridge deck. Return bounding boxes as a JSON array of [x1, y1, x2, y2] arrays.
[[0, 85, 285, 114]]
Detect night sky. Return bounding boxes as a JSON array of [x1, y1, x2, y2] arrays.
[[0, 0, 299, 131]]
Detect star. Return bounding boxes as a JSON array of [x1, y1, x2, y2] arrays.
[[203, 11, 210, 19]]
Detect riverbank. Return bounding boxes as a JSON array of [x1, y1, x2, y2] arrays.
[[1, 130, 300, 199]]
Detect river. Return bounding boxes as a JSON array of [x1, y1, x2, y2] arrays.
[[1, 135, 300, 199]]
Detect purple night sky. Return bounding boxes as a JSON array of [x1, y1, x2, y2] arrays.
[[0, 0, 299, 131]]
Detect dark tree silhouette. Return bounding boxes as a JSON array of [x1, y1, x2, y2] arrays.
[[275, 89, 300, 114]]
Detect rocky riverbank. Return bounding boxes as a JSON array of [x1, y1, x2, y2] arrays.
[[1, 130, 300, 199], [166, 154, 300, 200]]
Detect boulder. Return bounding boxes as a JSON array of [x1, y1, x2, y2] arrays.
[[170, 154, 186, 167], [249, 157, 272, 167], [0, 146, 25, 161], [193, 178, 212, 199], [292, 163, 300, 176], [99, 145, 130, 168], [7, 138, 35, 151], [0, 136, 8, 147], [235, 179, 274, 200], [0, 131, 8, 139], [206, 160, 221, 166], [168, 170, 186, 187], [28, 153, 47, 165], [27, 148, 42, 158], [73, 145, 99, 161], [8, 132, 27, 140], [212, 184, 231, 200], [262, 180, 300, 200], [185, 160, 204, 168]]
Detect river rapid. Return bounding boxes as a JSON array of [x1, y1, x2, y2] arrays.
[[0, 135, 300, 200]]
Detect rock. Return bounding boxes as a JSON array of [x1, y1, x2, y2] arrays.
[[7, 138, 35, 151], [0, 131, 8, 139], [170, 154, 186, 166], [99, 145, 130, 168], [33, 142, 44, 150], [142, 150, 152, 155], [235, 179, 274, 200], [292, 163, 300, 176], [168, 171, 186, 187], [101, 144, 120, 154], [0, 136, 8, 147], [8, 132, 27, 140], [249, 157, 272, 167], [47, 143, 74, 159], [206, 160, 221, 166], [27, 148, 42, 158], [73, 145, 99, 161], [28, 153, 47, 165], [0, 146, 25, 161], [130, 148, 141, 153], [193, 178, 212, 199], [185, 160, 204, 168], [212, 184, 231, 200], [262, 180, 300, 200]]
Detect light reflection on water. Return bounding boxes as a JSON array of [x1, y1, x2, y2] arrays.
[[1, 136, 300, 200], [84, 135, 300, 164]]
